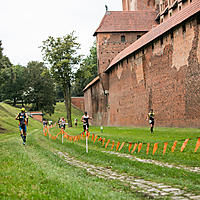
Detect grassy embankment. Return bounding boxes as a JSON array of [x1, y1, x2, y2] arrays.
[[0, 102, 200, 199]]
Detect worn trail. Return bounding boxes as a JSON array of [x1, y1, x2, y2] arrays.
[[103, 151, 200, 174], [58, 151, 200, 200]]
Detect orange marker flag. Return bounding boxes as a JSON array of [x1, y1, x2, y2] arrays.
[[105, 139, 110, 148], [181, 138, 189, 152], [92, 134, 94, 141], [116, 142, 120, 151], [93, 135, 98, 143], [171, 141, 177, 152], [82, 132, 85, 137], [146, 143, 150, 155], [118, 142, 125, 151], [102, 138, 105, 146], [163, 142, 168, 155], [128, 143, 132, 152], [153, 143, 158, 155], [194, 137, 200, 152], [131, 143, 138, 154], [98, 137, 102, 142], [111, 141, 115, 150], [138, 143, 143, 153]]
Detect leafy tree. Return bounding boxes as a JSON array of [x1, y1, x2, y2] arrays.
[[0, 41, 13, 102], [0, 41, 12, 70], [41, 32, 81, 127], [25, 61, 56, 115], [72, 41, 98, 96]]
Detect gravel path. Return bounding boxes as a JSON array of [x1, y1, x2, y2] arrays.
[[58, 151, 200, 199]]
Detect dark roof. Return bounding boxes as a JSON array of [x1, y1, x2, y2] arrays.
[[94, 11, 157, 36], [105, 1, 200, 72], [83, 76, 100, 91]]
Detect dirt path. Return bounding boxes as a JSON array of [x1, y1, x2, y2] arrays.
[[58, 151, 200, 200], [103, 151, 200, 174]]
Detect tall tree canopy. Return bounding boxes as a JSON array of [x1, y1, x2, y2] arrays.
[[0, 41, 13, 102], [72, 41, 98, 97], [41, 32, 81, 126], [25, 61, 56, 115]]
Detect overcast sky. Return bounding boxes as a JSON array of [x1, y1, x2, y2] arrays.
[[0, 0, 122, 66]]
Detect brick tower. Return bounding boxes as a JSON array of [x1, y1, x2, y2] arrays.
[[122, 0, 160, 11]]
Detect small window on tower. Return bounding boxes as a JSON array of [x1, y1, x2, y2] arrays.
[[121, 35, 125, 43], [182, 24, 186, 33], [171, 31, 174, 40], [160, 37, 163, 45]]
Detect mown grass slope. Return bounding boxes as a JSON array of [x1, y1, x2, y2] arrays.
[[0, 103, 200, 199]]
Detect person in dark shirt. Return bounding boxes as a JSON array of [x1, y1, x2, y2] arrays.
[[74, 118, 78, 128], [148, 109, 155, 133], [81, 112, 92, 132], [15, 108, 28, 145]]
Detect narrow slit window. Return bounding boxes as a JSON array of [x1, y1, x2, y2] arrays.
[[182, 24, 186, 33], [121, 35, 125, 43]]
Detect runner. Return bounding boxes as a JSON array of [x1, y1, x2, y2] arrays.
[[148, 109, 155, 134], [81, 112, 92, 132], [74, 118, 78, 127], [60, 117, 66, 130], [15, 108, 28, 145]]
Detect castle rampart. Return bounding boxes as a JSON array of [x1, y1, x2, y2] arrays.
[[84, 0, 200, 127]]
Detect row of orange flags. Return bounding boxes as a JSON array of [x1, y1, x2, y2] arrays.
[[43, 127, 200, 155]]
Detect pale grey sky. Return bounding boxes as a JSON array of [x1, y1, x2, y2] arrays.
[[0, 0, 122, 66]]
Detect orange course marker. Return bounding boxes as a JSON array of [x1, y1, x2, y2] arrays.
[[181, 138, 189, 152], [163, 142, 168, 155], [131, 143, 138, 154], [111, 141, 115, 150], [153, 143, 158, 155], [116, 142, 120, 151], [105, 139, 110, 148], [128, 143, 132, 152], [171, 141, 177, 152], [138, 143, 143, 153], [194, 137, 200, 152], [102, 138, 105, 146], [118, 142, 125, 151], [93, 135, 98, 143]]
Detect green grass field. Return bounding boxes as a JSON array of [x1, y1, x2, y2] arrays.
[[0, 103, 200, 199]]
